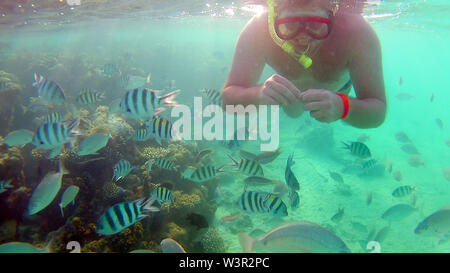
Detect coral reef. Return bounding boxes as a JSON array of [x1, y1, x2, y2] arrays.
[[0, 70, 23, 135], [196, 228, 227, 253]]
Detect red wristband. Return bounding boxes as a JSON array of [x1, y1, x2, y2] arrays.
[[337, 93, 349, 119]]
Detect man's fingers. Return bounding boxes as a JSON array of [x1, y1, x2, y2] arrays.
[[269, 81, 297, 104], [301, 89, 330, 103], [272, 74, 302, 99], [304, 101, 330, 111], [264, 84, 289, 106]]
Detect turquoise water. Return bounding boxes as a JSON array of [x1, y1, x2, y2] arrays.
[[0, 0, 449, 253]]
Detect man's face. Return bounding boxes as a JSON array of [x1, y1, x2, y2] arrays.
[[275, 0, 332, 49]]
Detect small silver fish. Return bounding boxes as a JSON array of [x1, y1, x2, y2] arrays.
[[77, 133, 111, 156], [3, 129, 34, 147], [59, 185, 80, 217]]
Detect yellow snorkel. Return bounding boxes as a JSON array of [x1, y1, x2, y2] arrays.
[[267, 0, 313, 69]]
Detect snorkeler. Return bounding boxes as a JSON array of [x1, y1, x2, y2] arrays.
[[222, 0, 386, 128]]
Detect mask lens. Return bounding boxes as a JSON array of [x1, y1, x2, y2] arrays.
[[277, 21, 302, 40], [275, 16, 331, 40], [306, 21, 330, 39]]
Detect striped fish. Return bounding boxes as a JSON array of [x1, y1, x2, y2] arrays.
[[133, 128, 151, 142], [288, 189, 299, 209], [151, 187, 175, 204], [76, 88, 104, 105], [392, 185, 416, 197], [285, 154, 300, 191], [96, 197, 159, 236], [118, 74, 151, 90], [32, 73, 66, 105], [102, 63, 120, 77], [182, 165, 224, 183], [120, 88, 179, 119], [32, 119, 79, 150], [228, 155, 264, 177], [200, 88, 222, 105], [44, 112, 64, 124], [154, 158, 177, 171], [362, 158, 377, 169], [146, 116, 180, 145], [237, 191, 288, 217], [342, 141, 371, 158], [112, 159, 134, 182]]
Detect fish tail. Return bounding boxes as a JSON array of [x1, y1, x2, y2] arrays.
[[227, 154, 238, 167], [33, 72, 41, 87], [139, 196, 160, 214], [238, 233, 256, 253], [342, 141, 350, 150], [152, 108, 165, 117], [217, 165, 226, 173], [58, 160, 69, 175], [146, 73, 151, 84], [59, 204, 64, 217], [160, 89, 180, 106]]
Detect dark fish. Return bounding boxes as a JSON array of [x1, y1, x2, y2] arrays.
[[186, 213, 209, 229], [446, 139, 450, 147], [398, 76, 403, 85], [392, 185, 416, 197], [435, 118, 443, 130], [331, 208, 344, 223], [374, 226, 390, 243], [366, 192, 372, 206], [288, 190, 299, 209], [244, 176, 277, 186], [342, 141, 371, 158], [385, 159, 392, 173], [395, 131, 411, 143], [285, 153, 300, 191], [329, 171, 344, 183], [254, 148, 282, 164], [381, 204, 417, 221], [220, 213, 241, 224], [401, 143, 419, 155], [430, 93, 434, 102]]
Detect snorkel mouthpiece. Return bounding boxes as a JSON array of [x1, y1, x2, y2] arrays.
[[267, 0, 313, 69]]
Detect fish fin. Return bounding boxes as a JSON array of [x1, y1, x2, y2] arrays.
[[58, 160, 69, 175], [146, 73, 151, 84], [139, 196, 160, 214], [238, 233, 256, 253], [32, 72, 41, 87], [152, 108, 165, 117], [59, 204, 64, 217], [227, 154, 239, 166], [160, 89, 180, 106]]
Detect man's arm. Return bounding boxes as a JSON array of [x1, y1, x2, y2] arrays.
[[345, 19, 386, 128], [222, 15, 266, 106]]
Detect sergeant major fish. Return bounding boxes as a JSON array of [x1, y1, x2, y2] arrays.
[[182, 165, 225, 183], [238, 191, 288, 217], [112, 159, 135, 182], [96, 197, 159, 235], [229, 155, 264, 177], [342, 141, 371, 158], [32, 73, 66, 105], [151, 187, 175, 204], [32, 119, 79, 153], [76, 88, 105, 105], [120, 88, 179, 119], [0, 179, 13, 194]]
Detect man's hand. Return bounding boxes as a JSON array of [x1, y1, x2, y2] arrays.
[[258, 74, 302, 106], [300, 89, 344, 123]]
